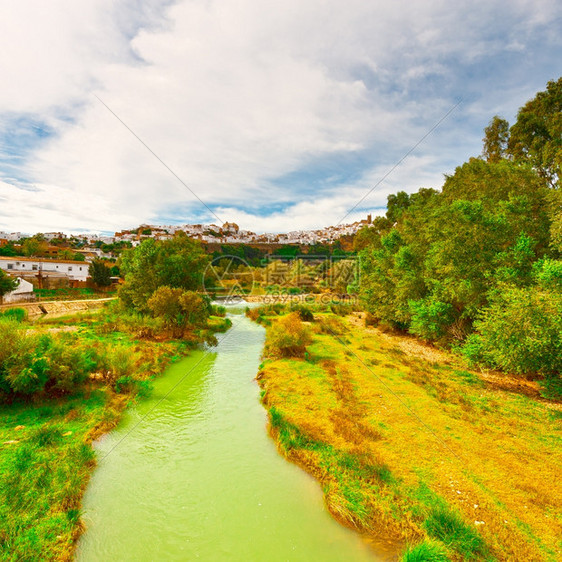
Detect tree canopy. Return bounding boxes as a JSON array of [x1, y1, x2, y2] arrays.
[[118, 233, 209, 311], [0, 271, 17, 299]]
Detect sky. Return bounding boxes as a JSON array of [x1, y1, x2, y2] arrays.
[[0, 0, 560, 235]]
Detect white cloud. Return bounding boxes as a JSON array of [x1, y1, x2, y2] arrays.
[[0, 0, 560, 234]]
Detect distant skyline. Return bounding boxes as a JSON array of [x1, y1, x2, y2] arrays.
[[0, 0, 561, 234]]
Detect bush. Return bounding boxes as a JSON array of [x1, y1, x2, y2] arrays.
[[533, 258, 562, 291], [0, 324, 98, 396], [147, 286, 210, 334], [266, 313, 312, 358], [408, 297, 455, 341], [211, 304, 227, 317], [316, 315, 348, 335], [462, 286, 562, 396], [0, 308, 27, 322], [290, 304, 314, 322]]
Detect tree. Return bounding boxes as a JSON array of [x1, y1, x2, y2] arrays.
[[146, 286, 210, 333], [89, 259, 112, 287], [482, 116, 510, 162], [508, 77, 562, 188], [119, 233, 209, 311], [360, 159, 552, 340], [0, 270, 17, 300], [0, 244, 17, 257], [22, 235, 48, 257], [386, 191, 410, 222]]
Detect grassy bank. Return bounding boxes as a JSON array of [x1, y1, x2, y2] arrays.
[[0, 306, 229, 561], [257, 309, 562, 561]]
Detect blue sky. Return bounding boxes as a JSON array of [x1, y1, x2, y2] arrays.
[[0, 0, 560, 234]]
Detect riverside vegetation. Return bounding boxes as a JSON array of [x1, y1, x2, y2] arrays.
[[0, 235, 230, 561], [253, 78, 562, 561], [1, 77, 561, 561], [254, 303, 562, 561]]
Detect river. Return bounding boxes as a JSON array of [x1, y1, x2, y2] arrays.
[[76, 308, 382, 561]]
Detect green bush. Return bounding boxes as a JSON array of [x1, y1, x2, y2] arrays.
[[266, 313, 312, 358], [316, 315, 348, 335], [0, 322, 99, 396], [0, 308, 27, 322], [290, 304, 314, 322], [408, 297, 454, 341], [211, 304, 227, 317], [462, 286, 562, 396], [146, 286, 210, 334], [533, 258, 562, 291]]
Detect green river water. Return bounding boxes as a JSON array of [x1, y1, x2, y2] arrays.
[[76, 310, 383, 561]]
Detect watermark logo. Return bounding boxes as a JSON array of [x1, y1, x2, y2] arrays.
[[202, 255, 254, 301], [201, 253, 360, 304], [263, 255, 360, 292]]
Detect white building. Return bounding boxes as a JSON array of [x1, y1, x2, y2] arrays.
[[0, 257, 89, 281], [2, 278, 35, 304]]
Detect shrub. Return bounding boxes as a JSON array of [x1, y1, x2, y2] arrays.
[[147, 286, 210, 334], [316, 315, 348, 335], [462, 286, 562, 396], [290, 304, 314, 322], [0, 308, 27, 322], [211, 304, 227, 317], [106, 345, 137, 382], [266, 313, 312, 358], [364, 311, 378, 327], [0, 325, 98, 396], [408, 297, 455, 341], [533, 258, 562, 291], [330, 302, 353, 316]]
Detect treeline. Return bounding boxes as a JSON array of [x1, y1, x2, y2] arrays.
[[359, 77, 562, 396]]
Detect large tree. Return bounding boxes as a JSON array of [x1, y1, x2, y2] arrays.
[[508, 77, 562, 188], [89, 259, 112, 287], [119, 233, 209, 311], [360, 158, 552, 340]]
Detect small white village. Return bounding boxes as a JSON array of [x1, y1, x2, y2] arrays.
[[0, 214, 374, 251]]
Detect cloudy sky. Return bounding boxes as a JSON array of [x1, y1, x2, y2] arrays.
[[0, 0, 560, 234]]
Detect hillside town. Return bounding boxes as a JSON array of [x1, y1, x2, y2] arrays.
[[0, 214, 373, 250], [0, 216, 373, 302]]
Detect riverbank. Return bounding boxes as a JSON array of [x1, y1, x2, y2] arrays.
[[256, 309, 562, 561], [0, 305, 228, 561]]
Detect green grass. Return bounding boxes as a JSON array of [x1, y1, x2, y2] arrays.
[[256, 311, 562, 561], [402, 540, 451, 561], [0, 392, 117, 561], [423, 506, 488, 560]]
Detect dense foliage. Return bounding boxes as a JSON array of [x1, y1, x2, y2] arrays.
[[0, 319, 97, 396], [118, 232, 209, 312], [360, 78, 562, 395], [0, 269, 17, 298]]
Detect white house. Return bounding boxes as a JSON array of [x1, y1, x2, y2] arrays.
[[0, 257, 89, 281], [2, 278, 35, 304]]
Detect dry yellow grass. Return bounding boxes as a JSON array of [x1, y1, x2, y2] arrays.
[[258, 312, 562, 561]]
